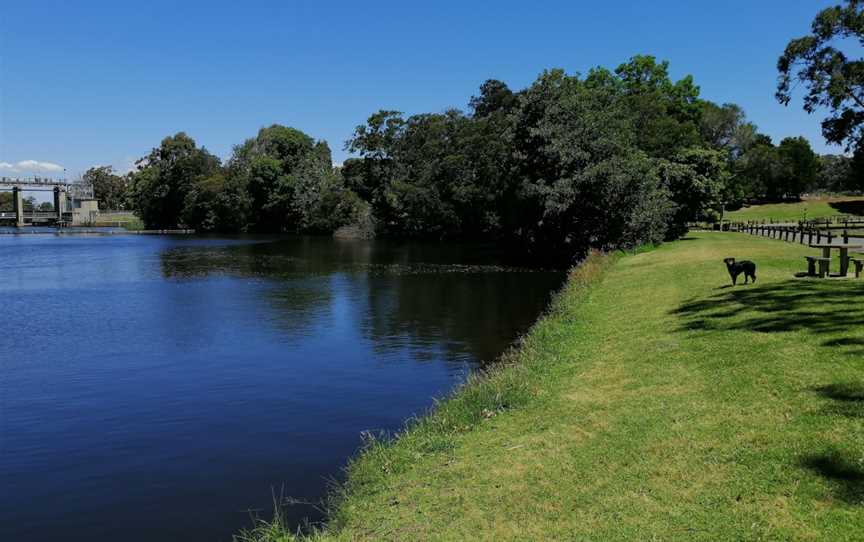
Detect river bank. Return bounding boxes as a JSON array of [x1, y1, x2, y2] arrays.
[[243, 232, 864, 541]]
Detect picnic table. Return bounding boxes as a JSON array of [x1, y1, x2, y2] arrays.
[[809, 242, 864, 277]]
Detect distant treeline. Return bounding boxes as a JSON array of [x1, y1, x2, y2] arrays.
[[88, 55, 864, 262]]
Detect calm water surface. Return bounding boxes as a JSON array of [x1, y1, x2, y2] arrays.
[[0, 233, 563, 542]]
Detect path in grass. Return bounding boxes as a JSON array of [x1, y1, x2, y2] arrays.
[[248, 233, 864, 541], [727, 197, 864, 223]]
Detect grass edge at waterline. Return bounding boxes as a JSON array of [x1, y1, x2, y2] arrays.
[[235, 251, 617, 542], [236, 233, 864, 540]]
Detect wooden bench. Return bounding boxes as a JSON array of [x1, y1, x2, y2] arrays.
[[805, 256, 832, 278], [850, 257, 864, 279]]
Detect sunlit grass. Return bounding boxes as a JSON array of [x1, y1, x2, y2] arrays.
[[93, 211, 145, 230], [726, 196, 864, 223], [240, 233, 864, 541]]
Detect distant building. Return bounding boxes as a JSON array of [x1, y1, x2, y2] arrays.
[[67, 195, 100, 225]]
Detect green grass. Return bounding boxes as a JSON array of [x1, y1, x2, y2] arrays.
[[121, 216, 145, 230], [93, 211, 144, 230], [240, 233, 864, 541], [726, 196, 864, 223]]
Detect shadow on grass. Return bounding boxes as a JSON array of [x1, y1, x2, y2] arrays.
[[829, 200, 864, 216], [676, 278, 864, 504], [801, 451, 864, 505], [815, 382, 864, 402], [673, 279, 864, 356], [802, 385, 864, 501], [814, 382, 864, 419]]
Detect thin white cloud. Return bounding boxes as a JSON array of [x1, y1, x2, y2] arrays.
[[0, 160, 65, 174], [114, 157, 139, 175]]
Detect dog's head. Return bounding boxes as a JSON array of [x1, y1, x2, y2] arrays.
[[723, 257, 736, 267]]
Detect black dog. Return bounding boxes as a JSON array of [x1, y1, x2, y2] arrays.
[[723, 258, 757, 285]]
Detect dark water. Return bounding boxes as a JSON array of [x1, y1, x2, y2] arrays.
[[0, 233, 563, 542]]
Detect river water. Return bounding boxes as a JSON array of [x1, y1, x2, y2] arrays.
[[0, 232, 563, 541]]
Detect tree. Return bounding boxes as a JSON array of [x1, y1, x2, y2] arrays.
[[469, 79, 517, 118], [776, 136, 820, 198], [851, 146, 864, 190], [698, 101, 757, 157], [777, 1, 864, 151], [612, 55, 703, 158], [346, 107, 514, 238], [659, 147, 728, 237], [734, 140, 780, 201], [229, 125, 356, 232], [818, 154, 853, 191], [84, 166, 128, 210], [181, 172, 250, 232], [510, 68, 673, 254], [128, 132, 221, 228], [343, 59, 733, 260]]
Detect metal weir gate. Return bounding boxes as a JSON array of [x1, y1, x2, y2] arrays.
[[0, 178, 77, 226]]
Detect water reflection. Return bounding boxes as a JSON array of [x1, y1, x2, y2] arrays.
[[158, 237, 563, 363], [1, 234, 562, 542]]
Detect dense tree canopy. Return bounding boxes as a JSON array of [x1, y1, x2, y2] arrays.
[[125, 53, 858, 264], [128, 133, 222, 229], [343, 58, 729, 261], [776, 136, 821, 198], [83, 166, 128, 210], [128, 127, 358, 233], [228, 125, 358, 233]]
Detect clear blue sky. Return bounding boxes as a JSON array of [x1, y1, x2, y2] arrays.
[[0, 0, 844, 179]]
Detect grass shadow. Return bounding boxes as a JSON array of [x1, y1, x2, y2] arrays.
[[812, 382, 864, 418], [673, 279, 864, 356], [829, 200, 864, 216], [814, 382, 864, 402], [801, 451, 864, 504]]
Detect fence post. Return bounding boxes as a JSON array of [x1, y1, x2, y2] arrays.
[[844, 229, 849, 244]]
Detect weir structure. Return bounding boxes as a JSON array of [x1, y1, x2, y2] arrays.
[[0, 177, 98, 227]]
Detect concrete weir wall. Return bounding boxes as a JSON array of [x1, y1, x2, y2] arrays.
[[1, 178, 104, 227]]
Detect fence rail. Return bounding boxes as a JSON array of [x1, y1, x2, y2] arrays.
[[727, 219, 862, 246]]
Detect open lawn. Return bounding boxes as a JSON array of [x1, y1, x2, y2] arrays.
[[727, 197, 864, 223], [93, 211, 144, 230], [243, 233, 864, 542]]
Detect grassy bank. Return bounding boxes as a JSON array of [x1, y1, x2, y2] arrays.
[[93, 211, 145, 230], [243, 233, 864, 541], [726, 196, 864, 223]]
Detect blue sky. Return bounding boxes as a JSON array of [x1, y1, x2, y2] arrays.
[[0, 0, 844, 179]]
